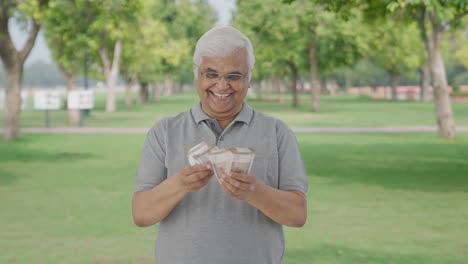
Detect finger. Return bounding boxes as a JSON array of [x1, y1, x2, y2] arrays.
[[182, 164, 212, 175], [229, 173, 252, 183], [219, 180, 234, 196], [188, 171, 212, 183], [223, 175, 250, 191], [220, 175, 237, 194], [194, 175, 212, 189]]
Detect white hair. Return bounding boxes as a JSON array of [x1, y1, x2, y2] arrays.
[[193, 26, 255, 81]]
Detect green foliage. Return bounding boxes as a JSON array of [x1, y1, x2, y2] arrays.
[[119, 0, 216, 83], [233, 0, 367, 80], [44, 0, 87, 75], [17, 0, 50, 23], [367, 19, 423, 77], [234, 0, 306, 79], [154, 0, 217, 80]]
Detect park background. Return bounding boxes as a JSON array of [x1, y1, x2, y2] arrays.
[[1, 0, 468, 263]]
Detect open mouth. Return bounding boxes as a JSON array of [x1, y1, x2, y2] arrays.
[[210, 90, 233, 99]]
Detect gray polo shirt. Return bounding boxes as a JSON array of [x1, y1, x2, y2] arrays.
[[135, 102, 308, 264]]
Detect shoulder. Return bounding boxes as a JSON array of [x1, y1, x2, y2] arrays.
[[252, 110, 293, 135]]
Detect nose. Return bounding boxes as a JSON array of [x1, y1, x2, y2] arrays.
[[217, 75, 229, 88]]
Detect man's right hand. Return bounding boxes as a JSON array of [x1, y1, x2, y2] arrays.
[[175, 164, 213, 193]]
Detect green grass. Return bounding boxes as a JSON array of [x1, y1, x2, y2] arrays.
[[5, 91, 468, 128], [1, 133, 468, 264]]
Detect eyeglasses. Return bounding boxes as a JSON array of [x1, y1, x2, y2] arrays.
[[200, 71, 246, 82]]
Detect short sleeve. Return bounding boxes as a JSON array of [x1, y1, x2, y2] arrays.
[[134, 120, 168, 192], [276, 120, 308, 193]]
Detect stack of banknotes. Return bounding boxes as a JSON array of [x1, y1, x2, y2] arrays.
[[187, 142, 255, 183]]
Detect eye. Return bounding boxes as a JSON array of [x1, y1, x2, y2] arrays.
[[205, 72, 219, 79], [226, 74, 243, 81]]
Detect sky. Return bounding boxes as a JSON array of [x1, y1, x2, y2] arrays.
[[10, 0, 235, 66]]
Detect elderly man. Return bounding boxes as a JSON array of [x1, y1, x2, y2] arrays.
[[132, 26, 308, 264]]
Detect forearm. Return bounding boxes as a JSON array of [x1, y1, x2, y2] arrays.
[[247, 183, 307, 227], [132, 176, 187, 227]]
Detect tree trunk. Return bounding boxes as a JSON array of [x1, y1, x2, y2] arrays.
[[288, 61, 298, 107], [124, 73, 136, 108], [124, 79, 133, 108], [389, 71, 400, 101], [174, 82, 181, 94], [272, 77, 280, 101], [278, 78, 286, 103], [99, 40, 122, 113], [3, 65, 22, 139], [164, 79, 174, 96], [64, 72, 80, 126], [430, 27, 456, 139], [139, 82, 149, 104], [267, 79, 274, 100], [309, 41, 320, 112], [260, 79, 267, 101], [344, 69, 351, 92], [152, 82, 161, 102], [320, 79, 327, 95], [419, 64, 431, 101], [0, 15, 40, 140], [417, 7, 433, 102]]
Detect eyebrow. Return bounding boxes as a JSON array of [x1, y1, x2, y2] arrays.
[[204, 67, 242, 75]]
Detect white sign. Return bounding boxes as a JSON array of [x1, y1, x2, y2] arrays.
[[0, 90, 28, 110], [34, 90, 62, 110], [68, 90, 94, 110]]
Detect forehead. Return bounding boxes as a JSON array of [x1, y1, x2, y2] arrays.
[[200, 49, 248, 73]]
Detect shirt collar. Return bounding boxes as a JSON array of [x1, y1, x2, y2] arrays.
[[191, 101, 254, 125]]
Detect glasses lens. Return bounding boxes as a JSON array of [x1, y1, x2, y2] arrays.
[[204, 72, 219, 79], [226, 74, 243, 81]]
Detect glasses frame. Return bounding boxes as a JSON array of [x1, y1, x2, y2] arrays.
[[200, 70, 247, 83]]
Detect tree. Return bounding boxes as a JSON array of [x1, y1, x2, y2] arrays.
[[391, 0, 468, 139], [85, 0, 141, 112], [367, 19, 422, 100], [155, 0, 217, 96], [44, 0, 87, 125], [234, 0, 308, 107], [234, 0, 367, 109], [0, 0, 49, 140], [308, 0, 468, 138]]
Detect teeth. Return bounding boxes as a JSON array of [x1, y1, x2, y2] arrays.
[[212, 91, 231, 98]]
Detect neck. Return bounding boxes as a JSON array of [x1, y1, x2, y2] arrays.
[[217, 117, 235, 129], [202, 104, 243, 129]]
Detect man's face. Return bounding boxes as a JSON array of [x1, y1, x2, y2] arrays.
[[195, 49, 250, 120]]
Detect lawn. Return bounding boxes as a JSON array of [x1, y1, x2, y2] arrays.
[[1, 133, 467, 264], [5, 91, 468, 128]]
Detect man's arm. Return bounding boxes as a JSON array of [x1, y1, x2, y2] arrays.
[[248, 183, 307, 227], [220, 173, 307, 227], [132, 164, 213, 227]]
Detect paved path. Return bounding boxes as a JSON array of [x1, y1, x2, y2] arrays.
[[11, 126, 468, 134]]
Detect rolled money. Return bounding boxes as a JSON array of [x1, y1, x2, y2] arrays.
[[230, 147, 255, 174], [208, 148, 233, 183], [187, 142, 211, 165], [193, 145, 217, 164]]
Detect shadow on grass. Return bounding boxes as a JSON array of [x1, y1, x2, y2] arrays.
[[300, 138, 468, 193], [0, 144, 94, 163], [0, 168, 19, 186], [0, 138, 95, 186], [285, 243, 460, 264]]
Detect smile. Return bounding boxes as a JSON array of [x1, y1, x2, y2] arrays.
[[210, 91, 232, 98]]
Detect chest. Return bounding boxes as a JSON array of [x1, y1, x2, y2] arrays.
[[164, 122, 279, 187]]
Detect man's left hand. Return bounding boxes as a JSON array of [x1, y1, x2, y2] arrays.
[[220, 172, 257, 201]]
